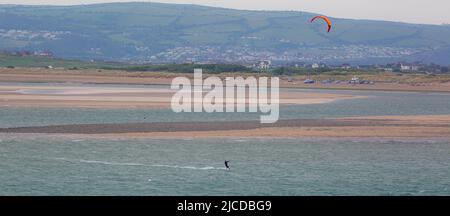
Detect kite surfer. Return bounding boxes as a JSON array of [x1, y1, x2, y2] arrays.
[[224, 160, 230, 170]]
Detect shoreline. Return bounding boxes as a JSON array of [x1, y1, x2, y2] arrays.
[[2, 80, 450, 94], [0, 82, 359, 109], [2, 132, 450, 142], [2, 115, 450, 139], [1, 68, 450, 93], [1, 69, 450, 139]]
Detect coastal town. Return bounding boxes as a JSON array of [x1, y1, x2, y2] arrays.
[[144, 45, 430, 65], [2, 49, 448, 75]]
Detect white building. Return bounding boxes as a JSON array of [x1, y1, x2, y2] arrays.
[[258, 60, 271, 71], [400, 63, 420, 72], [311, 63, 319, 69], [400, 64, 411, 71]]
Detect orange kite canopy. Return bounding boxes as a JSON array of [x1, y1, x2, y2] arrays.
[[310, 15, 332, 32]]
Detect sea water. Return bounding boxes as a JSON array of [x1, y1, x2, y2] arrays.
[[1, 83, 450, 195], [1, 85, 450, 128], [0, 136, 449, 195]]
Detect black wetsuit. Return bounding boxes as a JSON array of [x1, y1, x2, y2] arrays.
[[224, 160, 230, 169]]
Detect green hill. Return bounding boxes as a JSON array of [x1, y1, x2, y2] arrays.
[[0, 2, 449, 64]]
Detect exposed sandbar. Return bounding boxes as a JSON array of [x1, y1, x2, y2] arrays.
[[1, 115, 450, 138]]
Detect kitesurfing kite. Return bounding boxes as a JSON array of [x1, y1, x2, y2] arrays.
[[310, 15, 332, 33]]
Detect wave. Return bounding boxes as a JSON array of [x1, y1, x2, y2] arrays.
[[52, 157, 225, 170], [71, 139, 85, 142], [153, 164, 226, 170], [51, 157, 144, 166], [78, 159, 144, 166]]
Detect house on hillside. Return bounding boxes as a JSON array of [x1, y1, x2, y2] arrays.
[[341, 63, 352, 69], [37, 51, 54, 57], [311, 63, 319, 69], [400, 62, 420, 72], [257, 60, 271, 71]]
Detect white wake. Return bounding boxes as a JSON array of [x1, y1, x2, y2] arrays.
[[52, 157, 226, 170]]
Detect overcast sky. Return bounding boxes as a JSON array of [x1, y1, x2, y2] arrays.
[[1, 0, 449, 25]]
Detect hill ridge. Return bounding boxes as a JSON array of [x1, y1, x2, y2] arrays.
[[0, 2, 449, 65]]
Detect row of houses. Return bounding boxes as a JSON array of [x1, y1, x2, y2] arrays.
[[282, 61, 449, 73], [4, 50, 54, 57], [382, 62, 448, 73]]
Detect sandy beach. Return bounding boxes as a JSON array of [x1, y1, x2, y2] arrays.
[[0, 84, 357, 108], [0, 69, 360, 108], [2, 68, 450, 92], [1, 115, 450, 138], [1, 68, 450, 139]]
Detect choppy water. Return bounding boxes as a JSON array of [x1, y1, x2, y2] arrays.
[[1, 83, 450, 195], [0, 136, 449, 195]]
